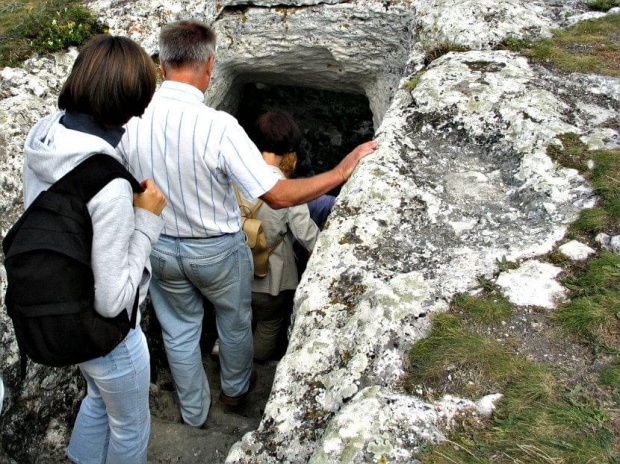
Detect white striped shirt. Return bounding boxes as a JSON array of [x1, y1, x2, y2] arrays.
[[117, 81, 280, 238]]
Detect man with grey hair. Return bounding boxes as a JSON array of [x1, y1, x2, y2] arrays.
[[118, 19, 377, 428]]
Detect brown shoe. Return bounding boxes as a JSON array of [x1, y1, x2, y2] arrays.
[[219, 370, 257, 406]]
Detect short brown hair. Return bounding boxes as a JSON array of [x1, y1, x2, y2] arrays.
[[58, 35, 157, 128], [159, 20, 216, 70], [253, 110, 302, 156]]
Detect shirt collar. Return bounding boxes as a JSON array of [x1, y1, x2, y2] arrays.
[[60, 111, 125, 148], [158, 80, 206, 104]]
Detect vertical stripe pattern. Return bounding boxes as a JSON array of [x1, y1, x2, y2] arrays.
[[116, 80, 280, 238]]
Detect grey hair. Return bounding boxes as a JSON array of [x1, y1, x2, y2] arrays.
[[159, 19, 216, 70]]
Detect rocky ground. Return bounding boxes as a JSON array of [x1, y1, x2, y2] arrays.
[[147, 355, 277, 464]]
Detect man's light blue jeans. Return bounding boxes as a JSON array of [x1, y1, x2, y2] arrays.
[[149, 231, 254, 426], [67, 327, 150, 464]]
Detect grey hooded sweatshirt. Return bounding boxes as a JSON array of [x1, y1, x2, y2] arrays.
[[23, 111, 164, 323]]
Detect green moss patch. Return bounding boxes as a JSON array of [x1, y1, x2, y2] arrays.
[[0, 0, 105, 67], [555, 252, 620, 349], [402, 72, 424, 92], [423, 41, 470, 65]]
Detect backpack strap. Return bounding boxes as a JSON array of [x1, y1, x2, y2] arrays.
[[233, 184, 286, 252], [51, 154, 143, 201], [268, 232, 285, 256], [250, 199, 264, 216], [53, 154, 143, 330]]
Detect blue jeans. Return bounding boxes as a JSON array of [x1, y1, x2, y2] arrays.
[[149, 231, 254, 426], [67, 327, 150, 464]]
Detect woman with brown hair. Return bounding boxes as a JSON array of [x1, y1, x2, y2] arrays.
[[22, 35, 166, 463], [243, 110, 320, 361]]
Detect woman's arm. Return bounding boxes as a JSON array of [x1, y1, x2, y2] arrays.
[[287, 203, 320, 252], [88, 179, 164, 318]]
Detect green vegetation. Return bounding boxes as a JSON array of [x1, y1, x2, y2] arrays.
[[0, 0, 105, 67], [588, 0, 620, 12], [499, 36, 533, 52], [500, 14, 620, 77], [453, 292, 513, 324], [408, 314, 615, 463], [555, 252, 620, 349], [423, 41, 469, 65], [407, 130, 620, 462], [402, 72, 424, 92], [547, 134, 620, 237]]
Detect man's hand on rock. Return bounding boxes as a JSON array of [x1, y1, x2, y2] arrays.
[[335, 140, 378, 182]]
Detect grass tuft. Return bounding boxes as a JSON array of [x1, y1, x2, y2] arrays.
[[514, 14, 620, 77], [423, 41, 470, 65], [408, 314, 615, 463], [453, 293, 513, 324], [572, 207, 610, 234], [402, 72, 424, 92], [408, 314, 548, 400], [588, 0, 620, 12], [554, 289, 620, 341], [498, 36, 533, 52], [548, 134, 620, 236], [0, 0, 106, 67], [599, 361, 620, 388], [556, 252, 620, 348], [563, 251, 620, 297]]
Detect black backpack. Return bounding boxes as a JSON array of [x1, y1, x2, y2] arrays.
[[2, 154, 143, 372]]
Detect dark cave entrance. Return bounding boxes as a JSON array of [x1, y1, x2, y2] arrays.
[[234, 83, 375, 195]]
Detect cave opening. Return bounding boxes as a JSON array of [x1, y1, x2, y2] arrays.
[[234, 82, 375, 195]]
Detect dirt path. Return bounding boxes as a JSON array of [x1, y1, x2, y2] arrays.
[[147, 356, 276, 464]]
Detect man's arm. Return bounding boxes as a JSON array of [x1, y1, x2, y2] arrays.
[[261, 140, 378, 209]]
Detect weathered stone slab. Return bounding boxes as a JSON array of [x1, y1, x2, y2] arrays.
[[414, 0, 556, 51], [496, 260, 567, 308], [558, 240, 596, 261], [222, 0, 347, 7], [208, 0, 414, 129]]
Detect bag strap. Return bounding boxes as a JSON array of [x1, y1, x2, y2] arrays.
[[268, 232, 286, 257], [250, 198, 264, 216], [233, 185, 285, 252], [52, 154, 143, 329], [51, 154, 143, 201]]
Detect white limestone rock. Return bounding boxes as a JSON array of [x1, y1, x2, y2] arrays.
[[475, 393, 503, 418], [558, 240, 596, 261], [496, 260, 567, 308], [563, 11, 607, 28], [610, 235, 620, 255], [90, 0, 219, 54], [208, 0, 414, 129], [413, 0, 556, 51], [228, 387, 489, 464], [596, 233, 612, 249], [223, 0, 346, 6]]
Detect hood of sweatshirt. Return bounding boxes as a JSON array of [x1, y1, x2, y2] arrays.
[[23, 111, 124, 206]]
